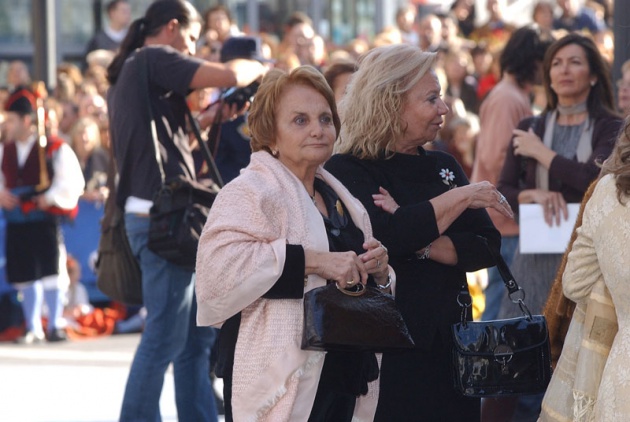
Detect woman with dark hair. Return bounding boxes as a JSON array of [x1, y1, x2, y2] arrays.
[[471, 25, 551, 323], [617, 59, 630, 118], [201, 4, 241, 46], [450, 0, 476, 38], [491, 33, 622, 421], [106, 1, 266, 421]]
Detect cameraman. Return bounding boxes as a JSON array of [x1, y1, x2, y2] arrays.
[[208, 36, 271, 183], [106, 1, 266, 421]]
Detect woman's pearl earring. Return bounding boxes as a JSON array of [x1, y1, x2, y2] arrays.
[[272, 149, 278, 156]]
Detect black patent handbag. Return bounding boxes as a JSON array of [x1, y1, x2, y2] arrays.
[[302, 282, 415, 352], [451, 244, 552, 397]]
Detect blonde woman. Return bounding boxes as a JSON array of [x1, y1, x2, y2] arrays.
[[325, 44, 513, 421], [70, 116, 108, 202]]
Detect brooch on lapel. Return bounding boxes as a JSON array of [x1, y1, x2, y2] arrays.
[[335, 200, 344, 217], [439, 168, 457, 189]]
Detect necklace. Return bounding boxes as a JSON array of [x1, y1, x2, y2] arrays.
[[557, 101, 587, 116], [304, 185, 316, 205]]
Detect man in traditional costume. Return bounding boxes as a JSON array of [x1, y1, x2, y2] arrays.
[[0, 87, 84, 343]]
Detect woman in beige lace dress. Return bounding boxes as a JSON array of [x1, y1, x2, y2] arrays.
[[559, 119, 630, 420]]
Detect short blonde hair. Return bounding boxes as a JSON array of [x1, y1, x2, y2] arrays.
[[248, 66, 341, 153], [336, 44, 437, 159]]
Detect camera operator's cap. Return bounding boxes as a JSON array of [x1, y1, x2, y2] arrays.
[[5, 87, 36, 116], [220, 36, 274, 64]]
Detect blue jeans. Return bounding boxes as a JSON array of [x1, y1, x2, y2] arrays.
[[481, 235, 518, 321], [120, 214, 217, 422]]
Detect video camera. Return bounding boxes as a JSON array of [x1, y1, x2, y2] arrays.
[[219, 81, 260, 110], [217, 36, 271, 110]]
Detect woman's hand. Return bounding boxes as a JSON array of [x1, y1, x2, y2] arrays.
[[373, 187, 400, 214], [458, 181, 514, 219], [512, 128, 556, 168], [358, 238, 390, 286], [304, 250, 368, 289], [518, 188, 568, 227]]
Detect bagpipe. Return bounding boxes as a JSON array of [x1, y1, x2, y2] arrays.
[[3, 82, 78, 224]]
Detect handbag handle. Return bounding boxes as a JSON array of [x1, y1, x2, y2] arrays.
[[335, 282, 366, 297], [458, 236, 533, 325], [137, 49, 224, 189]]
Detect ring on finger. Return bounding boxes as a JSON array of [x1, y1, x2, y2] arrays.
[[381, 244, 388, 254], [499, 194, 506, 204], [376, 259, 381, 268], [345, 279, 354, 286]]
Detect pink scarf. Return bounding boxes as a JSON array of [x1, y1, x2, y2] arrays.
[[196, 151, 378, 421]]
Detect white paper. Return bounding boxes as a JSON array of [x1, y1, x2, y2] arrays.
[[519, 203, 580, 254]]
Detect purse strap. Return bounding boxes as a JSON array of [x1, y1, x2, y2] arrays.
[[137, 49, 224, 189], [458, 236, 532, 324]]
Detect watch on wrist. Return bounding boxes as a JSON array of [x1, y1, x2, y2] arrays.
[[377, 274, 393, 290]]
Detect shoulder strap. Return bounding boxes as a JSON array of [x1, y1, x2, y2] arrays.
[[137, 50, 168, 184], [185, 107, 224, 188], [458, 236, 532, 323], [138, 49, 224, 188]]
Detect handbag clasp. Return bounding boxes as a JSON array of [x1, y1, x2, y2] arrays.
[[493, 344, 513, 375]]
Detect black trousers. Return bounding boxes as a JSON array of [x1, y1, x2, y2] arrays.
[[6, 220, 59, 283]]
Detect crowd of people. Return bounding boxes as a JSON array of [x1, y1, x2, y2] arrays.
[[0, 0, 629, 421]]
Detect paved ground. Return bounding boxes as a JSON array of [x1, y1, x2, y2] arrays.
[[0, 333, 178, 422]]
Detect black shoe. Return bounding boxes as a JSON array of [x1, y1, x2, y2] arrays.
[[47, 329, 68, 342], [14, 331, 45, 345]]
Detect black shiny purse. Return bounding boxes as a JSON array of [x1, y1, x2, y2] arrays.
[[451, 249, 552, 397], [302, 283, 415, 352]]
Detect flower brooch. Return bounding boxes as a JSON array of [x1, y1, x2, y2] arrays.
[[439, 168, 456, 189]]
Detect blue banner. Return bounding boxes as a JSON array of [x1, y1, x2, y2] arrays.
[[62, 199, 109, 303]]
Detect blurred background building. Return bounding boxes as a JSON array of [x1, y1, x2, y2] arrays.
[[1, 0, 628, 88], [1, 0, 394, 76]]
